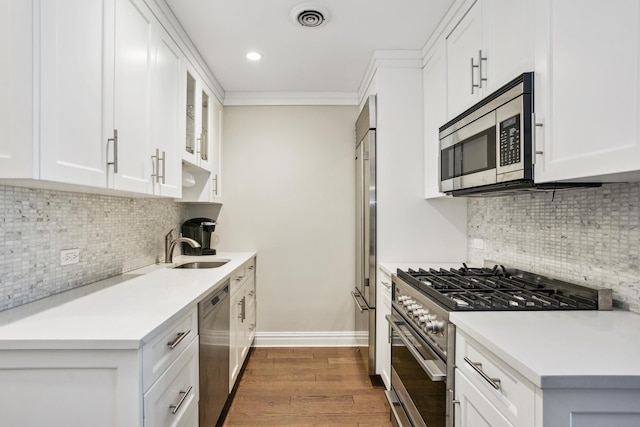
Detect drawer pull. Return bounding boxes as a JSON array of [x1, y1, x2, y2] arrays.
[[167, 330, 191, 350], [169, 385, 193, 414], [464, 356, 501, 390], [235, 275, 244, 281]]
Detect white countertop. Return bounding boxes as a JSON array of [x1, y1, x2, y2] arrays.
[[451, 310, 640, 389], [0, 252, 255, 351]]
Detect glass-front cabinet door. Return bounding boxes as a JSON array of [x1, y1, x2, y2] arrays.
[[185, 71, 197, 158]]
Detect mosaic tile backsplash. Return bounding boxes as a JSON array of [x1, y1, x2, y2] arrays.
[[0, 185, 189, 311], [468, 182, 640, 313]]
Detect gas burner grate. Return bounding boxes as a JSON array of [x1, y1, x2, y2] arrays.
[[397, 265, 605, 311]]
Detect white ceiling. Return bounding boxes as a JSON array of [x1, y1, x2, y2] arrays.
[[165, 0, 455, 97]]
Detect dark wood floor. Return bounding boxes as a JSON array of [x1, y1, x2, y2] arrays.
[[221, 347, 393, 426]]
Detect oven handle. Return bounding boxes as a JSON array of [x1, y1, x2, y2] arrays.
[[386, 314, 446, 382]]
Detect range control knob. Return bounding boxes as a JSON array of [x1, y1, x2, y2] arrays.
[[397, 295, 409, 302], [412, 308, 426, 318], [402, 299, 415, 308], [425, 319, 446, 335]]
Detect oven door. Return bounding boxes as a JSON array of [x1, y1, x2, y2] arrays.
[[386, 311, 447, 427]]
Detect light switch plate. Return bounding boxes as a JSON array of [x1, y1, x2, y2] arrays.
[[60, 249, 80, 266]]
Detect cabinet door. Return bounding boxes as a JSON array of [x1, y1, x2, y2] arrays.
[[534, 0, 640, 183], [112, 0, 154, 194], [0, 0, 33, 178], [210, 98, 224, 203], [423, 40, 448, 199], [447, 0, 483, 118], [455, 370, 514, 427], [152, 28, 183, 198], [197, 88, 214, 171], [229, 290, 241, 392], [183, 69, 199, 166], [39, 0, 114, 187], [482, 0, 534, 94]]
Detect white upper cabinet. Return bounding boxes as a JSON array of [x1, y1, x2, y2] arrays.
[[423, 40, 448, 199], [446, 0, 534, 119], [151, 28, 183, 198], [182, 68, 214, 172], [447, 1, 484, 117], [39, 0, 114, 188], [111, 0, 155, 194], [533, 0, 640, 183], [210, 98, 224, 203], [0, 0, 33, 178], [0, 0, 195, 198], [179, 69, 224, 204]]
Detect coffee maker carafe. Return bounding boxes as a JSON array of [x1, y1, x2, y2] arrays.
[[181, 218, 217, 255]]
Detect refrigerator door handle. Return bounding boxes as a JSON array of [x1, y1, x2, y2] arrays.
[[351, 291, 369, 312]]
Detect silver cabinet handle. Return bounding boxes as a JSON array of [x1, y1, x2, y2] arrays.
[[464, 356, 501, 390], [159, 150, 166, 184], [107, 129, 118, 173], [448, 388, 460, 424], [212, 174, 218, 195], [477, 49, 487, 88], [247, 265, 254, 271], [532, 113, 544, 165], [169, 385, 193, 414], [248, 290, 255, 297], [166, 330, 191, 350], [470, 57, 477, 94], [151, 148, 159, 182]]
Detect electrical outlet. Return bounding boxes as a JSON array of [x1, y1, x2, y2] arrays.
[[472, 238, 484, 250], [60, 249, 80, 266]]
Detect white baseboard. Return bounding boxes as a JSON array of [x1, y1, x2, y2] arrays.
[[254, 331, 367, 347]]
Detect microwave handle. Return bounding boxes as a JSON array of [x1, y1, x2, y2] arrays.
[[532, 113, 544, 164]]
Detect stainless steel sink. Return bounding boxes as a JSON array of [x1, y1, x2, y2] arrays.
[[174, 261, 229, 269]]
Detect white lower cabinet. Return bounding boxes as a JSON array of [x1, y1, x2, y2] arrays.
[[455, 369, 514, 427], [0, 307, 199, 427], [229, 258, 256, 391], [455, 329, 640, 427], [143, 338, 199, 427], [376, 267, 392, 388]]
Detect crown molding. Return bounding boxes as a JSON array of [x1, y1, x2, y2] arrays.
[[357, 50, 423, 102], [223, 91, 359, 106]]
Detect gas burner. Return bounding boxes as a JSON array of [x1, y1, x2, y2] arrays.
[[397, 264, 612, 312]]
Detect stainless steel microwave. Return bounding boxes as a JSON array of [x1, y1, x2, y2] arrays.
[[439, 73, 534, 196]]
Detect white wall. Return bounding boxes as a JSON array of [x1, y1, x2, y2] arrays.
[[217, 106, 359, 338]]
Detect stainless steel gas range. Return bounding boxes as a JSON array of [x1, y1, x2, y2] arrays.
[[385, 263, 612, 427]]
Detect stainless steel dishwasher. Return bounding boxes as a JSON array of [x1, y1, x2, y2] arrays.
[[198, 281, 230, 426]]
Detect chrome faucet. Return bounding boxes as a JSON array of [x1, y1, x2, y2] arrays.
[[165, 229, 201, 263]]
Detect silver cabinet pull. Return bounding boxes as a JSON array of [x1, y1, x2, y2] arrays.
[[464, 356, 501, 390], [212, 174, 218, 195], [107, 129, 118, 173], [151, 148, 159, 182], [235, 275, 244, 281], [166, 330, 191, 350], [532, 113, 544, 165], [448, 388, 460, 424], [477, 50, 487, 88], [169, 385, 193, 414], [470, 57, 477, 94], [159, 150, 166, 184], [238, 296, 246, 322]]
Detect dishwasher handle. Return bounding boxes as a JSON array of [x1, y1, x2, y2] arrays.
[[200, 283, 229, 320]]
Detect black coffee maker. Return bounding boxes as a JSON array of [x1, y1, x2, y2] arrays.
[[181, 218, 217, 255]]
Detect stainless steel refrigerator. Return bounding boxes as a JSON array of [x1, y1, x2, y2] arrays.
[[352, 94, 376, 377]]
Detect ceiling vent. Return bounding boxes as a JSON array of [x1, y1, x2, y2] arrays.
[[290, 4, 329, 28]]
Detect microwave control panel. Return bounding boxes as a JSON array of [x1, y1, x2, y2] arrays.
[[499, 114, 521, 166]]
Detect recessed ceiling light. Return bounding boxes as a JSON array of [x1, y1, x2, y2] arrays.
[[246, 51, 262, 61]]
